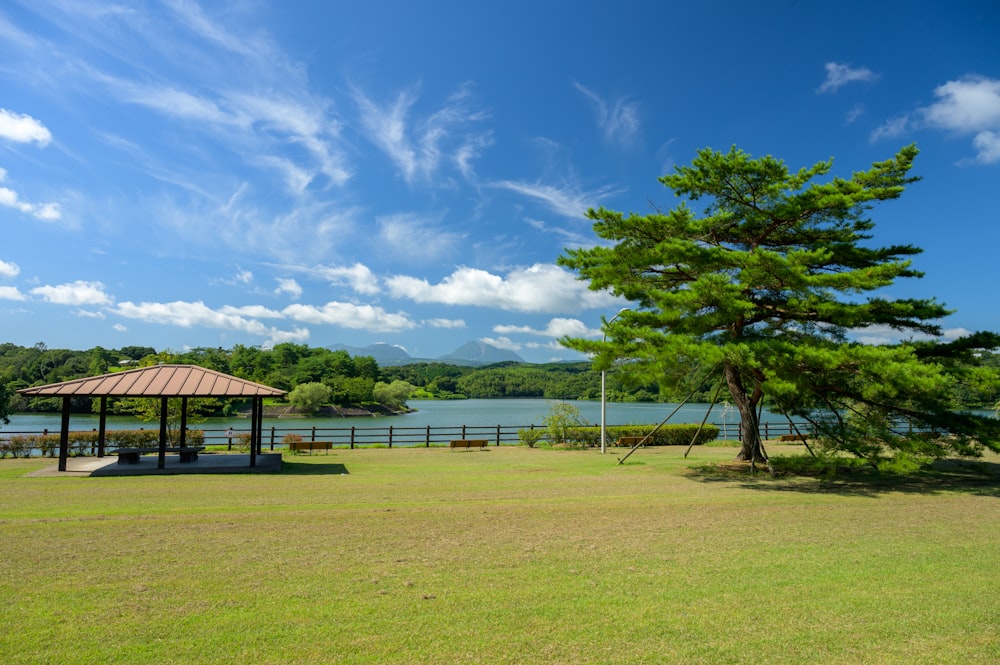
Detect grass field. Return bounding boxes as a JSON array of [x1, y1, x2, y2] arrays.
[[1, 445, 998, 664]]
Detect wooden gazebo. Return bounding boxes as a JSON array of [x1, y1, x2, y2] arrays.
[[17, 364, 287, 472]]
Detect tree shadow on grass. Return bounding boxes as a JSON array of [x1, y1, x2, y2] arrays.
[[686, 458, 1000, 498], [280, 461, 350, 475]]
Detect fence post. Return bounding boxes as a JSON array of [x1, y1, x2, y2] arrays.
[[311, 426, 316, 443], [426, 425, 431, 448], [270, 426, 276, 451], [350, 426, 355, 450], [462, 424, 467, 439], [389, 426, 393, 448], [496, 425, 501, 446]]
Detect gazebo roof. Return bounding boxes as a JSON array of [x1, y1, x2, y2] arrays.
[[17, 364, 286, 398]]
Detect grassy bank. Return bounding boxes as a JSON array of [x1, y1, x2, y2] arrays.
[[1, 446, 997, 664]]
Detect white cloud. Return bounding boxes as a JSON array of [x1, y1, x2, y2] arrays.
[[0, 259, 20, 278], [31, 280, 113, 306], [426, 318, 466, 329], [75, 309, 105, 319], [850, 324, 971, 346], [871, 76, 1000, 164], [494, 317, 598, 339], [386, 263, 623, 313], [971, 131, 1000, 164], [219, 304, 283, 318], [0, 286, 26, 301], [111, 299, 306, 345], [479, 336, 521, 351], [818, 62, 878, 93], [0, 108, 52, 146], [311, 263, 380, 295], [275, 277, 302, 299], [112, 323, 127, 332], [574, 82, 640, 145], [0, 171, 62, 221], [921, 76, 1000, 132], [282, 301, 416, 333]]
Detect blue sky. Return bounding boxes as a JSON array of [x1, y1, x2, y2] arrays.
[[1, 1, 998, 362]]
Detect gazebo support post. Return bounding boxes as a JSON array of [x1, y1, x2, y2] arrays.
[[97, 396, 107, 458], [58, 396, 71, 472], [256, 397, 264, 456], [179, 397, 188, 448], [249, 397, 259, 468], [158, 397, 168, 469]]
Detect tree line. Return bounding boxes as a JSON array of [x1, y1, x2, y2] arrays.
[[0, 342, 687, 418], [1, 339, 996, 422]]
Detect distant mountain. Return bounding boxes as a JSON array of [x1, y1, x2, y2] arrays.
[[331, 341, 525, 366], [438, 341, 525, 365], [330, 343, 421, 366]]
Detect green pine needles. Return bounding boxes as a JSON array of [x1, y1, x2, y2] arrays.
[[560, 145, 1000, 464]]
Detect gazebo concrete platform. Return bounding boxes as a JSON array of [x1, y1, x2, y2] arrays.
[[27, 453, 283, 478]]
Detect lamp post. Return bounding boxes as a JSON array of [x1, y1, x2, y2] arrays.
[[600, 308, 629, 454]]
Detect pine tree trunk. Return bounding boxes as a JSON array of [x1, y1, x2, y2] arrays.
[[723, 363, 765, 462]]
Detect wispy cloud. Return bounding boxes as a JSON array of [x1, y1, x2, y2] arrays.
[[377, 213, 464, 264], [490, 180, 621, 219], [573, 82, 639, 145], [817, 62, 878, 93], [871, 75, 1000, 164], [352, 81, 491, 184]]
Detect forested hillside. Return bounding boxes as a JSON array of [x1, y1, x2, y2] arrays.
[[0, 342, 671, 415], [1, 341, 995, 416]]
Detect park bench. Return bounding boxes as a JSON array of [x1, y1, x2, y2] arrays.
[[778, 434, 808, 442], [450, 439, 488, 450], [111, 446, 205, 464], [614, 436, 649, 448], [287, 439, 333, 454]]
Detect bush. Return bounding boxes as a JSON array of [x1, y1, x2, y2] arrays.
[[604, 424, 720, 447], [283, 433, 304, 454], [517, 428, 544, 448]]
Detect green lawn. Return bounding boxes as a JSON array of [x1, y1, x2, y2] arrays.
[[1, 446, 997, 664]]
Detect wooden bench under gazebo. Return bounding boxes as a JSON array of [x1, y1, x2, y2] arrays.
[[17, 364, 286, 473]]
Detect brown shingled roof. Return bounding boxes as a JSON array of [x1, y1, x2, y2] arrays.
[[17, 364, 286, 398]]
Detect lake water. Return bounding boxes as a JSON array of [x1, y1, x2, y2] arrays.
[[2, 398, 759, 435]]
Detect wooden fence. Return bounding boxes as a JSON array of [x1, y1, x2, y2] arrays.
[[0, 419, 829, 457]]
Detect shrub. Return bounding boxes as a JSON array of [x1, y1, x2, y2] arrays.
[[517, 428, 544, 448], [605, 424, 720, 447], [283, 433, 304, 453]]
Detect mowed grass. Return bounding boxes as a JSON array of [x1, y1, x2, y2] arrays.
[[1, 445, 998, 664]]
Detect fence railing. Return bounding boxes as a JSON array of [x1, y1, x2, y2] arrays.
[[0, 419, 833, 457]]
